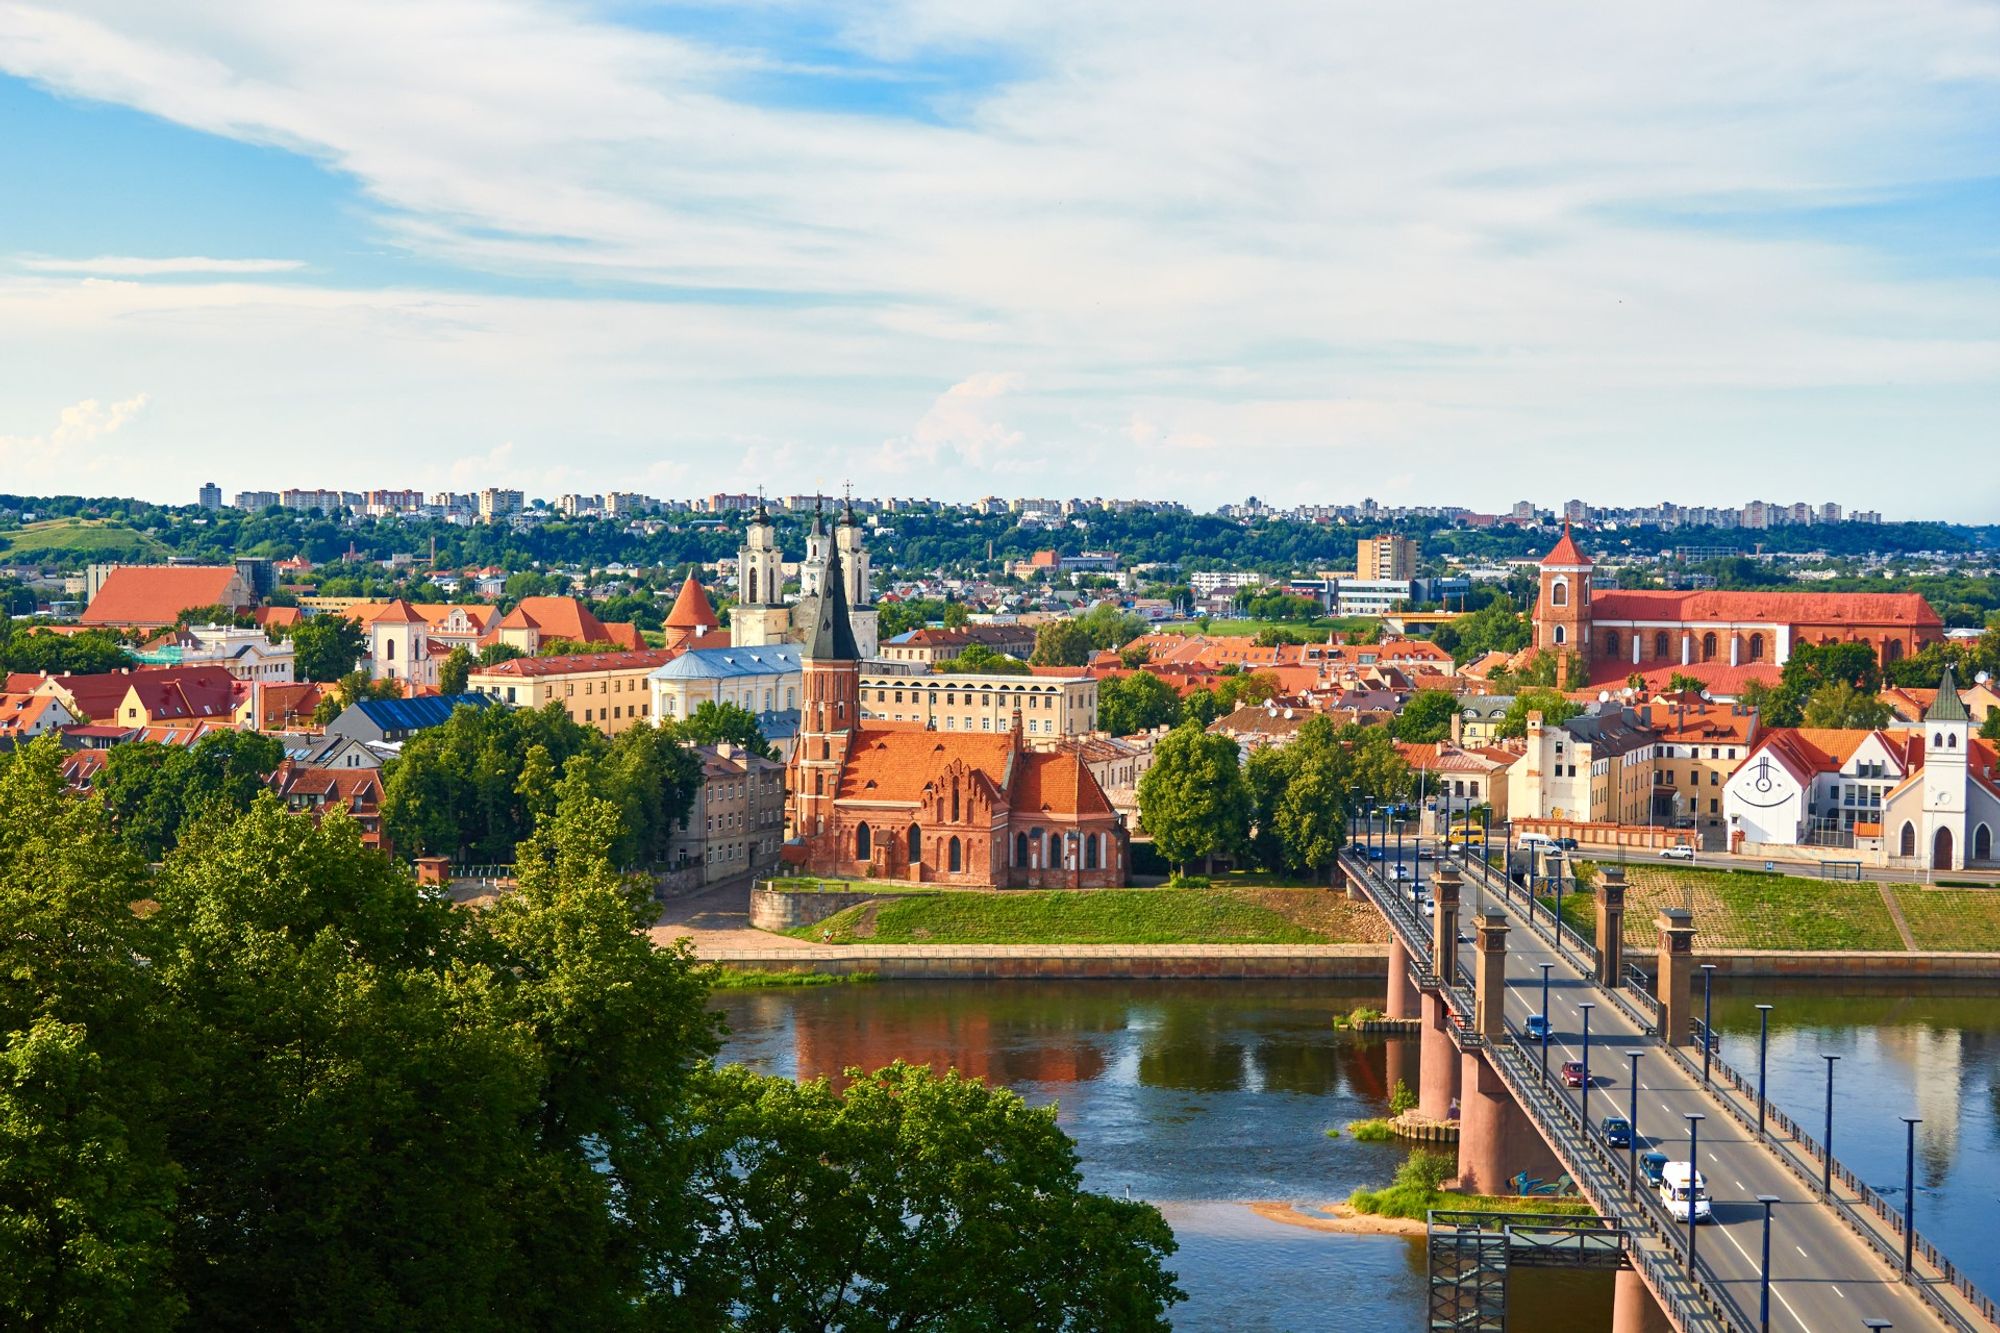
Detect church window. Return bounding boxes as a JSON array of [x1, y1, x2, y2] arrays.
[[908, 824, 922, 863], [1084, 834, 1100, 870], [813, 772, 822, 795], [951, 786, 960, 822], [1604, 631, 1620, 658], [1701, 633, 1717, 662], [856, 824, 872, 860], [1900, 822, 1917, 857], [1553, 625, 1566, 646], [1550, 579, 1568, 608], [1014, 831, 1029, 866], [1030, 829, 1045, 866], [1747, 634, 1765, 662], [1653, 631, 1670, 660], [1886, 639, 1905, 663], [948, 837, 963, 872], [385, 639, 396, 661], [1950, 734, 1960, 749], [821, 740, 830, 761]]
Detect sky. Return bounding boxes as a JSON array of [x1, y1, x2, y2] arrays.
[[2, 2, 1998, 518]]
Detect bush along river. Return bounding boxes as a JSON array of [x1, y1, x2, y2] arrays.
[[712, 978, 2000, 1331]]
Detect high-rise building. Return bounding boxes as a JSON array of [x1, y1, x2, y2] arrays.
[[478, 488, 524, 521], [1356, 533, 1418, 581], [198, 482, 222, 511]]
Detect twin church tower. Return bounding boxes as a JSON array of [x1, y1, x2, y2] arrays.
[[730, 496, 879, 659]]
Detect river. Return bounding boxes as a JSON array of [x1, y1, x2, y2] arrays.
[[712, 978, 2000, 1331]]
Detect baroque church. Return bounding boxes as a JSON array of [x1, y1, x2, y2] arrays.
[[731, 497, 879, 659], [781, 539, 1128, 888]]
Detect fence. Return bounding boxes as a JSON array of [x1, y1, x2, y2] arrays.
[[1818, 860, 1865, 881]]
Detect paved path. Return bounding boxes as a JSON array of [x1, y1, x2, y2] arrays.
[[647, 875, 815, 953]]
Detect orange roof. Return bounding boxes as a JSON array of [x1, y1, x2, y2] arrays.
[[471, 648, 677, 679], [664, 574, 719, 632], [80, 566, 249, 628], [1590, 589, 1940, 628], [839, 728, 1016, 804], [368, 598, 425, 625], [1014, 750, 1115, 817], [346, 602, 499, 632], [510, 595, 627, 645], [1583, 658, 1782, 695], [1540, 523, 1593, 568], [254, 605, 302, 630]]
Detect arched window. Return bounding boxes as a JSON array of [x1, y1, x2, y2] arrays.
[[1950, 733, 1960, 749], [856, 824, 871, 860], [1084, 833, 1100, 870], [1976, 825, 1993, 863], [1886, 640, 1905, 663], [951, 785, 960, 822], [1604, 630, 1620, 658], [385, 639, 396, 661], [1553, 625, 1567, 646], [1015, 831, 1029, 866], [907, 824, 922, 864], [1747, 633, 1764, 662], [748, 570, 759, 603], [1701, 632, 1717, 662], [1935, 826, 1955, 871], [948, 836, 962, 872], [1900, 822, 1917, 857], [813, 772, 822, 795], [1030, 828, 1045, 866], [820, 740, 830, 761], [1550, 579, 1568, 608], [1654, 631, 1670, 660]]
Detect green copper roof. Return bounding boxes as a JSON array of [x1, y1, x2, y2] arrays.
[[1926, 665, 1972, 723]]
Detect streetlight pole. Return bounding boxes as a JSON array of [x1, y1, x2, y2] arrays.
[[1862, 1320, 1893, 1332], [1755, 1004, 1773, 1139], [1700, 963, 1718, 1084], [1902, 1116, 1921, 1277], [1822, 1054, 1841, 1198], [1579, 1002, 1595, 1122], [1539, 962, 1553, 1080], [1756, 1194, 1780, 1333], [1685, 1112, 1705, 1272], [1627, 1051, 1642, 1198]]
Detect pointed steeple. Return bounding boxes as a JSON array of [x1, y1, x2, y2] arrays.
[[803, 539, 860, 661], [841, 482, 858, 528], [810, 494, 825, 538], [1927, 664, 1972, 723], [1541, 521, 1593, 568], [751, 486, 769, 523]]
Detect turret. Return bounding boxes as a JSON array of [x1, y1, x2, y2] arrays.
[[1536, 522, 1593, 664]]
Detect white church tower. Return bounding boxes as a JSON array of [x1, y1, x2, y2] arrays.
[[835, 493, 878, 658], [800, 501, 832, 597], [732, 496, 790, 648], [1922, 664, 1971, 871]]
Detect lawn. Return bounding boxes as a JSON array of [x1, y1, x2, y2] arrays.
[[786, 886, 1392, 946], [1, 518, 165, 563], [1890, 887, 2000, 951], [1561, 863, 1904, 952]]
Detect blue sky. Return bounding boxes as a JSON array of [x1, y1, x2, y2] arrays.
[[1, 1, 1998, 517]]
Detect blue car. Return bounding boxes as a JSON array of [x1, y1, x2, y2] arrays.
[[1524, 1014, 1551, 1041], [1600, 1115, 1632, 1148]]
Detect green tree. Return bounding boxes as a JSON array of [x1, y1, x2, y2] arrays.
[[1098, 671, 1182, 736], [1438, 598, 1530, 664], [670, 700, 777, 759], [3, 628, 133, 676], [1136, 722, 1251, 873], [476, 642, 526, 667], [952, 642, 1032, 675], [287, 615, 367, 682], [1801, 681, 1892, 730], [941, 601, 970, 629], [1080, 602, 1148, 652], [1031, 618, 1098, 668], [678, 1062, 1182, 1331], [1495, 688, 1583, 740], [1764, 640, 1885, 728], [1981, 707, 2000, 743], [1391, 689, 1456, 743], [438, 645, 474, 696]]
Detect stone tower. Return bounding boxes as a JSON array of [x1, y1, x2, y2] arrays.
[[1536, 522, 1593, 667], [788, 540, 862, 845], [1922, 664, 1970, 871], [732, 496, 790, 648]]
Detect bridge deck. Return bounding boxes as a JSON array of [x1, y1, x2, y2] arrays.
[[1345, 846, 1995, 1333]]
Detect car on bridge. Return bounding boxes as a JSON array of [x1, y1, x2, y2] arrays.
[[1390, 864, 1413, 881], [1560, 1059, 1586, 1087], [1660, 1161, 1712, 1224], [1639, 1151, 1668, 1188], [1524, 1013, 1550, 1041], [1599, 1115, 1631, 1148], [1659, 844, 1696, 860]]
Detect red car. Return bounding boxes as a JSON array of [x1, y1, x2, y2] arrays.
[[1561, 1060, 1586, 1088]]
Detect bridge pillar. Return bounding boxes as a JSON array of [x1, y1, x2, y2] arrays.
[[1385, 935, 1418, 1020], [1419, 991, 1461, 1121], [1456, 1048, 1559, 1195], [1473, 909, 1508, 1040], [1655, 907, 1697, 1046], [1611, 1266, 1671, 1333], [1431, 867, 1462, 986], [1594, 865, 1626, 986]]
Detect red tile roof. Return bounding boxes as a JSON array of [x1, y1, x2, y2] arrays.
[[1589, 589, 1940, 627], [664, 574, 719, 632], [81, 566, 250, 628], [470, 647, 677, 678], [1540, 523, 1593, 568]]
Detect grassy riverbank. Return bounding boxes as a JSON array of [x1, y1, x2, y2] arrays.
[[703, 966, 877, 990], [786, 887, 1391, 946], [1558, 864, 1903, 951], [1349, 1150, 1591, 1221]]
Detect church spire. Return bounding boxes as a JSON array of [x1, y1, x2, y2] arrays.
[[1927, 663, 1972, 723], [804, 539, 861, 661]]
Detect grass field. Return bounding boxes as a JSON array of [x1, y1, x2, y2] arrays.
[[0, 518, 165, 563], [785, 886, 1391, 946], [1889, 887, 2000, 951], [1560, 863, 1903, 952]]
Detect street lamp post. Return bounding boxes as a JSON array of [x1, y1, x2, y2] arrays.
[[1539, 963, 1554, 1079], [1755, 1003, 1773, 1138], [1700, 963, 1718, 1084], [1822, 1054, 1841, 1197], [1579, 1002, 1595, 1122], [1627, 1052, 1642, 1197], [1685, 1112, 1705, 1271], [1756, 1194, 1780, 1333], [1902, 1116, 1921, 1276], [1862, 1320, 1893, 1332]]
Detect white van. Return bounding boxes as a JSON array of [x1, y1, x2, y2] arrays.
[[1518, 832, 1559, 851], [1660, 1162, 1712, 1224]]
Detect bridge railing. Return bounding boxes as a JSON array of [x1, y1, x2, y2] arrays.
[[1656, 1030, 1997, 1332], [1460, 854, 1602, 976]]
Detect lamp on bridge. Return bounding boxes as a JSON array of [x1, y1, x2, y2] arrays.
[[1755, 1004, 1774, 1139], [1821, 1054, 1841, 1198], [1625, 1051, 1642, 1199], [1594, 863, 1626, 985], [1699, 962, 1718, 1084], [1684, 1112, 1705, 1274], [1756, 1194, 1780, 1333], [1538, 962, 1554, 1080], [1901, 1116, 1921, 1277], [1577, 1001, 1595, 1122], [1862, 1320, 1893, 1331]]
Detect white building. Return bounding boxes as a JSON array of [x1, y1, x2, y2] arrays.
[[182, 623, 296, 683]]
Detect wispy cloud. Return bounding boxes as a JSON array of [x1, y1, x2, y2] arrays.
[[18, 255, 306, 276], [0, 393, 150, 486]]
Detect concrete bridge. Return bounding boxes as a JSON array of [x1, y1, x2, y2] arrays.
[[1341, 845, 2000, 1333]]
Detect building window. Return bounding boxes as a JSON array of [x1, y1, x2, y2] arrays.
[[1604, 630, 1620, 658], [907, 824, 922, 864], [1084, 833, 1100, 870], [1701, 632, 1717, 661], [1550, 579, 1568, 608], [1553, 625, 1567, 646], [1014, 831, 1028, 866], [1900, 822, 1917, 857], [1747, 633, 1764, 662], [856, 824, 872, 860], [948, 836, 962, 872]]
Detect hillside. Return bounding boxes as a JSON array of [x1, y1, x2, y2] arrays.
[[0, 518, 168, 564]]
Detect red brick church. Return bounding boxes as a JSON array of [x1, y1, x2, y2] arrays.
[[783, 544, 1127, 887], [1534, 524, 1943, 693]]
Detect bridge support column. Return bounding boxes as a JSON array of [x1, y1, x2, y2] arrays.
[[1611, 1266, 1670, 1333], [1385, 936, 1418, 1019], [1594, 865, 1626, 986], [1419, 991, 1460, 1121], [1456, 1048, 1558, 1195], [1655, 907, 1697, 1046]]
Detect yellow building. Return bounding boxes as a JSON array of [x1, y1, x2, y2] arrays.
[[859, 669, 1098, 743], [467, 647, 677, 733], [1357, 534, 1418, 581]]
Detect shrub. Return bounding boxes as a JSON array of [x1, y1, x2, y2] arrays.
[[1389, 1078, 1417, 1117], [1395, 1149, 1455, 1194], [1344, 1119, 1396, 1142]]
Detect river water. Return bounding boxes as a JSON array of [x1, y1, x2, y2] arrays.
[[713, 979, 2000, 1331]]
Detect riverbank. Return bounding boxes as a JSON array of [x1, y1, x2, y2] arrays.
[[1250, 1200, 1425, 1237], [701, 942, 1391, 979]]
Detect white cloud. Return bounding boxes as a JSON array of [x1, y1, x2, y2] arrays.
[[19, 255, 305, 275], [0, 2, 1998, 511], [0, 393, 150, 486]]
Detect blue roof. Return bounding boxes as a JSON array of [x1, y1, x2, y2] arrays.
[[648, 644, 801, 681], [351, 693, 492, 732]]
